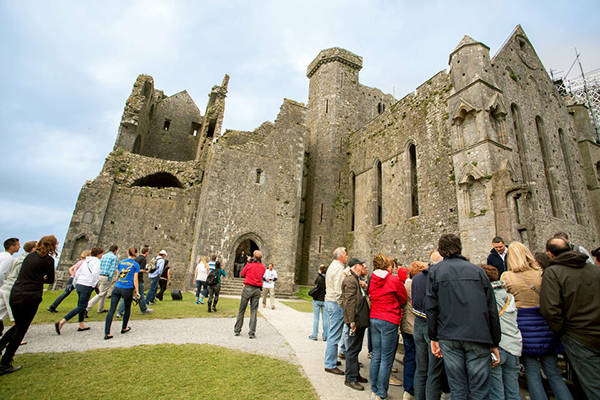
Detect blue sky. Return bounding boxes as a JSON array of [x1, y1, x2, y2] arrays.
[[1, 0, 599, 256]]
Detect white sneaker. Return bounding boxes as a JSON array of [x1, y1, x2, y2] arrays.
[[403, 392, 415, 400]]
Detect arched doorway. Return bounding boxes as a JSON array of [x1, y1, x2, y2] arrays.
[[230, 232, 266, 279], [233, 239, 259, 277]]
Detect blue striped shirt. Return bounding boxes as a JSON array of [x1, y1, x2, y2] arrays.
[[100, 252, 118, 280]]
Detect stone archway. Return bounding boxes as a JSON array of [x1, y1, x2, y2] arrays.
[[230, 233, 267, 278]]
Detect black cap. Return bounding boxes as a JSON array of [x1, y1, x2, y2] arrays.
[[348, 257, 366, 267]]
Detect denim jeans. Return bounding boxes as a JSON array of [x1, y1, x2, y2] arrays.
[[196, 280, 207, 299], [146, 276, 160, 303], [310, 300, 328, 340], [562, 334, 600, 400], [119, 281, 147, 314], [489, 347, 520, 400], [234, 285, 261, 336], [439, 339, 491, 400], [413, 317, 445, 400], [324, 301, 344, 369], [63, 284, 94, 322], [49, 277, 75, 310], [339, 323, 350, 355], [105, 286, 133, 335], [369, 318, 399, 399], [402, 332, 416, 396], [522, 354, 573, 400]]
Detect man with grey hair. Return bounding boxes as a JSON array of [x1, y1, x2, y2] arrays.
[[324, 247, 348, 375]]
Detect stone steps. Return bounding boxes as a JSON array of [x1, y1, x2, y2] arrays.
[[217, 277, 296, 299]]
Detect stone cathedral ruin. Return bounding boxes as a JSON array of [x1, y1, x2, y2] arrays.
[[54, 26, 600, 295]]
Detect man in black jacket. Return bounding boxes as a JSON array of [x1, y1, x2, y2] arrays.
[[427, 234, 500, 399], [486, 236, 508, 276], [541, 237, 600, 399]]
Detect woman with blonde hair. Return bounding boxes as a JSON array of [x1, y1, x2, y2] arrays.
[[501, 241, 572, 400], [369, 253, 407, 400], [194, 256, 209, 305]]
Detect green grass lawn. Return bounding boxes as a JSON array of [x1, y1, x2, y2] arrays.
[[0, 344, 318, 400], [280, 300, 313, 313], [34, 290, 247, 325], [294, 285, 313, 301]]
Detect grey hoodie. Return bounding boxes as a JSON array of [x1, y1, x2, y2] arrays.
[[492, 280, 522, 356]]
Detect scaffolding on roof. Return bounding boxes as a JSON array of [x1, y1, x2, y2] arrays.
[[551, 51, 600, 142]]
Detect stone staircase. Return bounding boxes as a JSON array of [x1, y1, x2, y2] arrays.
[[218, 277, 296, 299]]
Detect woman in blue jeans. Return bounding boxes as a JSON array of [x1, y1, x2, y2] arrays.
[[501, 242, 573, 400], [309, 265, 328, 341], [104, 247, 140, 339], [368, 254, 407, 400], [401, 261, 428, 399], [55, 246, 103, 334]]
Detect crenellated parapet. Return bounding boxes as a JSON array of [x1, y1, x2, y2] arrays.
[[307, 47, 362, 78]]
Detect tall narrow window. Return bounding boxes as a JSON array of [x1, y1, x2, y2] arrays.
[[163, 120, 171, 131], [350, 173, 356, 231], [536, 117, 560, 217], [511, 104, 531, 183], [409, 144, 419, 216], [206, 119, 216, 138], [320, 204, 324, 223], [325, 100, 328, 114], [318, 236, 323, 253], [558, 129, 583, 224], [376, 161, 382, 225], [191, 122, 201, 137], [255, 169, 262, 184]]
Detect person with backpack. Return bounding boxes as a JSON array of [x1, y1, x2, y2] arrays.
[[146, 250, 166, 305], [207, 260, 226, 313]]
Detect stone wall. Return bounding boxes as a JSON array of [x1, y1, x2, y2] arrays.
[[489, 26, 598, 253], [189, 99, 307, 294], [347, 70, 459, 265]]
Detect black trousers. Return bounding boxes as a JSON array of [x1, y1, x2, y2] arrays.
[[157, 279, 168, 301], [0, 299, 40, 366], [345, 324, 366, 383]]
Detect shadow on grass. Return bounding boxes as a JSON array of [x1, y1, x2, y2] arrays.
[[0, 344, 318, 400]]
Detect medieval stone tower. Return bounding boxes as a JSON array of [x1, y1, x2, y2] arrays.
[[56, 26, 600, 292]]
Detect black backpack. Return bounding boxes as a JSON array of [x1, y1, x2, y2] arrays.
[[206, 270, 218, 286]]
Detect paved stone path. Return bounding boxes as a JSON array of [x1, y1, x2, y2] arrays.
[[16, 297, 408, 399]]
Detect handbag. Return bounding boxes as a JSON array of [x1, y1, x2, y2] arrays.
[[308, 286, 318, 299]]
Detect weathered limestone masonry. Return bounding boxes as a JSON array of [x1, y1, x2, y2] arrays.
[[56, 25, 600, 292]]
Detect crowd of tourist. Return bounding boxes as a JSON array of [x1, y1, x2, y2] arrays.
[[0, 230, 598, 400], [309, 232, 600, 400]]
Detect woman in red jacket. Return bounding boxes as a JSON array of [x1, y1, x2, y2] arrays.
[[368, 254, 407, 400]]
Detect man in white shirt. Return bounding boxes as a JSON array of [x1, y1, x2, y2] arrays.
[[0, 238, 20, 287], [262, 263, 278, 309], [324, 247, 349, 375], [146, 250, 166, 305], [0, 238, 20, 336]]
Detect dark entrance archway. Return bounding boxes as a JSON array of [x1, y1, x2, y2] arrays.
[[233, 239, 259, 277]]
